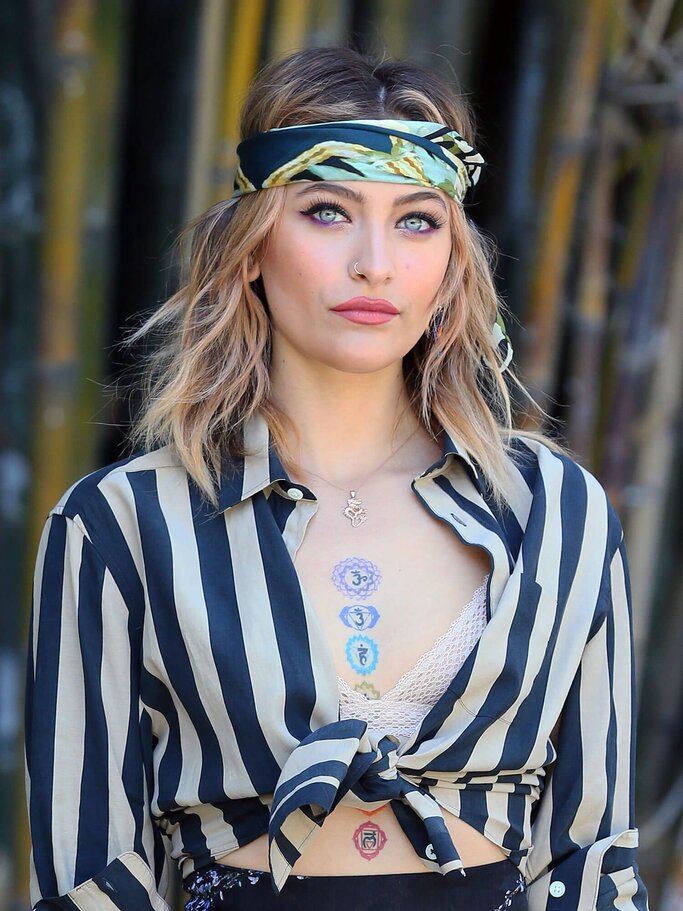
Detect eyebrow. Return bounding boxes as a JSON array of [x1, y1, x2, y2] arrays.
[[294, 182, 448, 213]]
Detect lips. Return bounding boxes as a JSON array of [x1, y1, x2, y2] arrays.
[[331, 297, 399, 314]]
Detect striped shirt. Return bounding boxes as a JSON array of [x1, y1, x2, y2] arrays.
[[24, 409, 649, 910]]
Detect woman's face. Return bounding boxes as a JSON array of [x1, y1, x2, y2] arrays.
[[249, 180, 452, 374]]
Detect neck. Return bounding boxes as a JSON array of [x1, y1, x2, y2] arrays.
[[268, 348, 435, 487]]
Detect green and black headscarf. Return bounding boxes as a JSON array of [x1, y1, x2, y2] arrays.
[[231, 119, 484, 205]]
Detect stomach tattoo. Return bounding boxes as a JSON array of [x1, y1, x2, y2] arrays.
[[352, 817, 388, 860]]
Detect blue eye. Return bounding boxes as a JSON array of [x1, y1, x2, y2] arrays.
[[302, 200, 346, 224], [299, 197, 445, 232], [402, 212, 445, 231]]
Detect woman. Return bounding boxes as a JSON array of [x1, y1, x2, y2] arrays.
[[24, 46, 649, 911]]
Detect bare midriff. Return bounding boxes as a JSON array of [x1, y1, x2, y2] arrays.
[[215, 442, 508, 875], [214, 805, 507, 874]]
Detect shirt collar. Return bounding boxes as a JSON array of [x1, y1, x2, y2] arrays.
[[217, 408, 484, 512]]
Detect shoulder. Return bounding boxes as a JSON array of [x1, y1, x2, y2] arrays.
[[47, 444, 187, 541], [504, 433, 624, 552]]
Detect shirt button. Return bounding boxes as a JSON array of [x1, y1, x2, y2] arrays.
[[286, 487, 304, 500], [549, 881, 566, 897]]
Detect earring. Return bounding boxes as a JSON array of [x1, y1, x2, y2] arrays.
[[429, 307, 445, 343]]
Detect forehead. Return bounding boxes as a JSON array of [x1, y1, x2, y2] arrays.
[[290, 180, 449, 210]]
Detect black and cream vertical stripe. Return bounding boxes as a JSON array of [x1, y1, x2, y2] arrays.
[[24, 409, 649, 909]]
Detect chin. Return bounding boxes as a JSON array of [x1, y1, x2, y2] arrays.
[[311, 345, 408, 375]]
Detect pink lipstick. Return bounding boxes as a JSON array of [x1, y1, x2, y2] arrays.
[[330, 296, 399, 325]]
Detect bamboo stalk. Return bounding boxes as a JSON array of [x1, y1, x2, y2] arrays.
[[185, 0, 230, 221], [308, 0, 352, 48], [268, 0, 314, 59], [76, 1, 127, 473], [620, 0, 680, 79], [211, 0, 268, 204], [645, 569, 683, 908], [563, 103, 617, 465], [564, 1, 629, 469], [600, 129, 667, 502], [622, 126, 683, 684], [519, 0, 611, 424], [375, 0, 412, 57], [31, 0, 94, 495], [660, 806, 683, 911]]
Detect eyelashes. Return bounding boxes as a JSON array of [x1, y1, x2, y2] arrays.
[[299, 196, 446, 232]]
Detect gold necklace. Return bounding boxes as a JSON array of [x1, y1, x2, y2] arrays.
[[290, 427, 420, 527]]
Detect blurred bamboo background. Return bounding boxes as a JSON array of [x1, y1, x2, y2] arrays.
[[1, 1, 681, 908]]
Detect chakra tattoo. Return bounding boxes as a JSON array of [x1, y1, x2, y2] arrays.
[[352, 820, 388, 860], [354, 681, 381, 699], [331, 557, 381, 599], [339, 604, 380, 631], [345, 635, 379, 675]]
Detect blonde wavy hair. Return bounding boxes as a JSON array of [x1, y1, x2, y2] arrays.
[[119, 45, 571, 513]]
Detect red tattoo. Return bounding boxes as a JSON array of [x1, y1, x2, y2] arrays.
[[352, 820, 388, 860]]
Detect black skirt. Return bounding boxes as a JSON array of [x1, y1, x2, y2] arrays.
[[182, 857, 528, 911]]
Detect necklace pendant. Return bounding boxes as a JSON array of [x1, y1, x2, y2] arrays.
[[343, 490, 367, 527]]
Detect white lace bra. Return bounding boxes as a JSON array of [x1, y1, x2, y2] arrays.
[[338, 575, 489, 744]]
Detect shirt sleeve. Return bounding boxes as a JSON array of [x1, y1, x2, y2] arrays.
[[526, 524, 650, 910], [24, 511, 172, 910]]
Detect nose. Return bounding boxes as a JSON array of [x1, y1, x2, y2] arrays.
[[351, 226, 395, 284]]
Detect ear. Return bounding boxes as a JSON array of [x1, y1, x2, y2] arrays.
[[246, 258, 260, 283]]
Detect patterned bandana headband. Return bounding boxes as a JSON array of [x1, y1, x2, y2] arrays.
[[230, 118, 513, 371]]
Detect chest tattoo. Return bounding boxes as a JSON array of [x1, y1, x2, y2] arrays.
[[353, 681, 380, 699], [332, 556, 383, 683], [339, 604, 380, 630], [345, 634, 379, 675], [331, 556, 381, 599]]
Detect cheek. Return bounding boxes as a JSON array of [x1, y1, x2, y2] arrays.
[[261, 222, 337, 301], [400, 246, 450, 314]]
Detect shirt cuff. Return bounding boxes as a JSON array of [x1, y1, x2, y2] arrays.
[[526, 828, 647, 911], [33, 852, 170, 911]]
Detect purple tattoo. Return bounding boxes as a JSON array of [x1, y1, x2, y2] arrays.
[[331, 557, 381, 599]]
